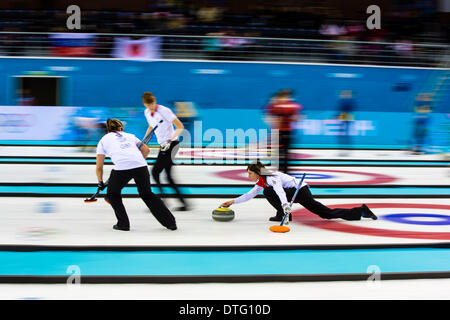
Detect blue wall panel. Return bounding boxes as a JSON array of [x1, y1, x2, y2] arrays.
[[0, 58, 447, 150]]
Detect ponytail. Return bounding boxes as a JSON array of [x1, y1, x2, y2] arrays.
[[106, 118, 124, 133], [247, 161, 265, 175]]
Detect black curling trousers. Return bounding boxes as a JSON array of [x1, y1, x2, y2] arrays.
[[151, 140, 187, 206], [263, 185, 362, 221], [278, 130, 291, 174], [106, 166, 176, 229]]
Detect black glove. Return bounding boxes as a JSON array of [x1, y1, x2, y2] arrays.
[[98, 181, 106, 191]]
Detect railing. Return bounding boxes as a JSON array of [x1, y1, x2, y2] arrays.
[[0, 31, 448, 67]]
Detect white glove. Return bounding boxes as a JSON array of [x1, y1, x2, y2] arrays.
[[282, 203, 292, 215], [161, 140, 171, 152]]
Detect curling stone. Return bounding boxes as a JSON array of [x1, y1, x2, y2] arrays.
[[212, 207, 235, 222]]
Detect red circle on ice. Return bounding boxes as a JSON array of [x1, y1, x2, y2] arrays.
[[178, 149, 314, 159], [216, 168, 397, 185], [293, 203, 450, 240]]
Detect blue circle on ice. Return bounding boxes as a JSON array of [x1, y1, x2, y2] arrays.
[[382, 213, 450, 226], [292, 173, 334, 180]]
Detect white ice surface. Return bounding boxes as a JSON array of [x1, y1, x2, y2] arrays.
[[0, 146, 447, 160], [2, 197, 449, 246], [1, 279, 450, 300], [0, 146, 448, 299], [0, 164, 448, 185]]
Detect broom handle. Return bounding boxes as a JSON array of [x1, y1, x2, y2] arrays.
[[280, 173, 306, 226], [290, 173, 306, 207], [138, 120, 163, 148]]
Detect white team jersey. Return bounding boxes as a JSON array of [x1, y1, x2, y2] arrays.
[[144, 104, 177, 145], [234, 171, 308, 206], [96, 132, 147, 170]]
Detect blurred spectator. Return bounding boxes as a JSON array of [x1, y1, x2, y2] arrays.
[[411, 93, 433, 155], [0, 2, 447, 66], [74, 116, 107, 152], [394, 39, 414, 56], [0, 31, 22, 56], [319, 24, 347, 37], [203, 32, 225, 60], [0, 2, 445, 43], [221, 31, 248, 59], [167, 14, 187, 30], [17, 89, 35, 106], [336, 90, 356, 156], [358, 35, 386, 64], [197, 6, 222, 24], [393, 39, 415, 64], [264, 89, 302, 173], [173, 101, 198, 140], [241, 32, 258, 58], [335, 35, 358, 63]]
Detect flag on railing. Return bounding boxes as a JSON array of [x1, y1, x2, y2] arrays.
[[112, 37, 161, 61], [49, 33, 96, 56]]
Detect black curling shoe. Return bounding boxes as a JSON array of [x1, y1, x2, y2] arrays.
[[113, 224, 130, 231], [362, 204, 378, 220], [167, 225, 177, 231], [173, 206, 190, 212], [269, 213, 292, 222]]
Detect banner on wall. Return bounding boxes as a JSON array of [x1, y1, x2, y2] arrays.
[[0, 106, 79, 140], [112, 37, 161, 61], [0, 105, 447, 151], [296, 119, 376, 137], [49, 33, 96, 56], [0, 106, 112, 141], [291, 111, 449, 152]]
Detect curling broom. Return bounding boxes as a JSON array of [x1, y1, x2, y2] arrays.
[[84, 179, 109, 203], [269, 173, 306, 233], [84, 120, 163, 203], [138, 119, 163, 148]]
